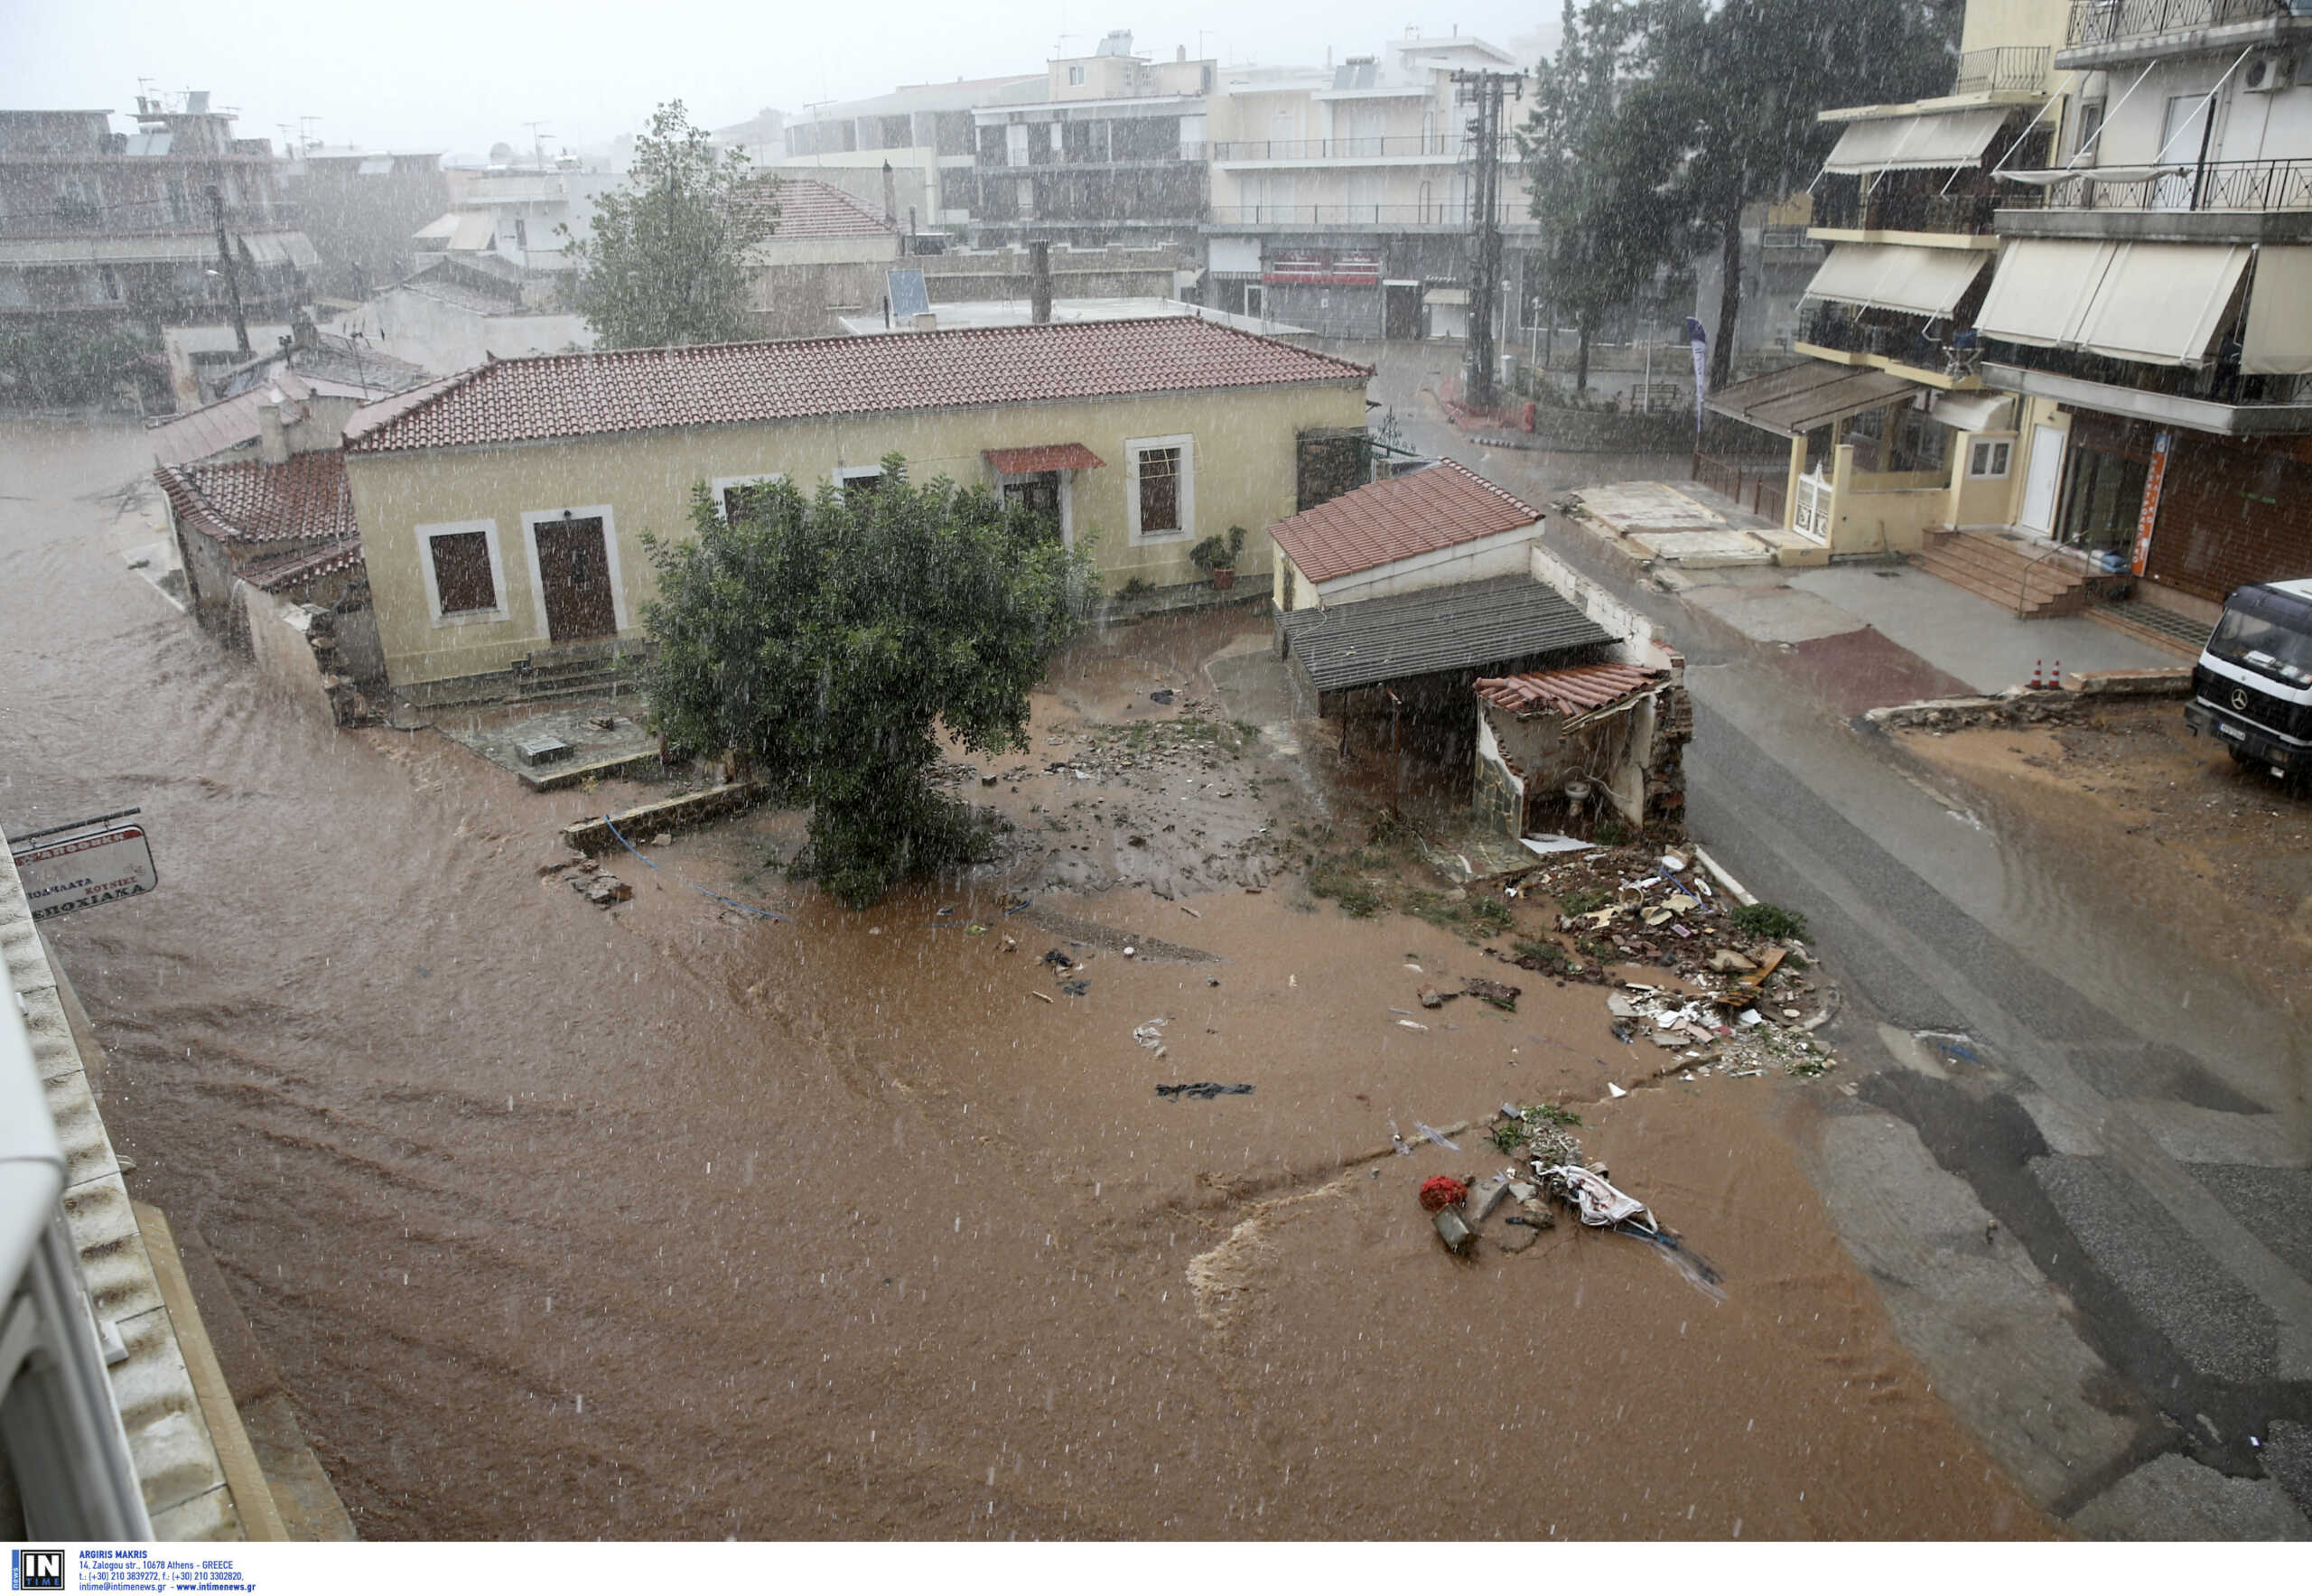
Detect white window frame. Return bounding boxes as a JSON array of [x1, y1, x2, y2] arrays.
[[993, 466, 1077, 546], [1967, 437, 2014, 480], [417, 518, 508, 626], [1067, 64, 1085, 86], [1124, 434, 1195, 545], [711, 471, 787, 522], [518, 504, 629, 639], [833, 465, 885, 501]]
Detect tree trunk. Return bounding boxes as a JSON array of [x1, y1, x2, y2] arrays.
[[1575, 321, 1592, 395], [1711, 193, 1745, 390]]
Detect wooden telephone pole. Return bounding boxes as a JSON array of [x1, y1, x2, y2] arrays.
[[1452, 69, 1524, 412]]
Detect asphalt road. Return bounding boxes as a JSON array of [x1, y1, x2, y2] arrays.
[[1360, 353, 2312, 1537]]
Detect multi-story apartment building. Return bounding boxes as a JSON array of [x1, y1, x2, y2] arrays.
[[1976, 0, 2312, 616], [960, 32, 1214, 247], [774, 75, 1040, 233], [283, 145, 450, 302], [0, 94, 316, 406], [1719, 0, 2312, 619], [1203, 32, 1537, 341], [417, 156, 626, 283]]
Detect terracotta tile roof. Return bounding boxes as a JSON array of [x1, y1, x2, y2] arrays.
[[1477, 662, 1661, 719], [1268, 459, 1540, 584], [239, 537, 364, 594], [343, 319, 1370, 455], [154, 451, 357, 545], [984, 443, 1105, 473], [745, 176, 900, 239]]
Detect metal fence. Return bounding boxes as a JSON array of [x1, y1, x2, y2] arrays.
[[1953, 45, 2053, 93], [1693, 453, 1792, 523], [2065, 0, 2289, 50], [1207, 135, 1518, 163], [1999, 155, 2312, 211]]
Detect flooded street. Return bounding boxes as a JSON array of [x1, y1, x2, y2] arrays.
[[4, 420, 2047, 1538]]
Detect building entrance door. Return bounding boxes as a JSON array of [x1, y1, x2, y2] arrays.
[[534, 514, 618, 642], [2018, 425, 2064, 533], [1384, 280, 1421, 340]]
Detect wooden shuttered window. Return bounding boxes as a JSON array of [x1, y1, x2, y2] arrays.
[[430, 530, 496, 614]]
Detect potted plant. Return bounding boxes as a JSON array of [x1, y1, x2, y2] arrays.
[[1190, 525, 1247, 591]]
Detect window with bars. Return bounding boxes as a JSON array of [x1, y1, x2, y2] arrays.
[[429, 529, 497, 615]]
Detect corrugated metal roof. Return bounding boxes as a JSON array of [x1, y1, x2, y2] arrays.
[[1269, 457, 1538, 583], [1281, 574, 1616, 695], [344, 319, 1371, 454], [145, 371, 313, 466], [1476, 662, 1660, 718], [1704, 359, 1920, 439]]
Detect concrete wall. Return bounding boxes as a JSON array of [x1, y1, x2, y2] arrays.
[[347, 379, 1369, 687], [237, 586, 336, 721], [357, 286, 592, 375], [1310, 522, 1536, 605], [750, 257, 896, 339], [1823, 443, 1952, 556]]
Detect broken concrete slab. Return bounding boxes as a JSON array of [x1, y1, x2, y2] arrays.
[[562, 782, 767, 855], [2067, 1452, 2311, 1541]]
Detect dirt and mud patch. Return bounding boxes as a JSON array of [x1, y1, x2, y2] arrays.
[[1894, 695, 2312, 1012]]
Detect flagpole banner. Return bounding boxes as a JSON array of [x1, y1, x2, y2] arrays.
[[1686, 317, 1709, 434]]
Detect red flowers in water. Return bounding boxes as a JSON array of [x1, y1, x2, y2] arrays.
[[1418, 1176, 1468, 1214]]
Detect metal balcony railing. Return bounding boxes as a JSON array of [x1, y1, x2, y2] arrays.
[[1204, 201, 1525, 227], [0, 200, 301, 238], [1998, 155, 2312, 211], [1953, 45, 2053, 93], [1814, 180, 2005, 235], [1207, 135, 1517, 162], [1983, 336, 2312, 404], [1799, 306, 1981, 377], [2065, 0, 2289, 50]]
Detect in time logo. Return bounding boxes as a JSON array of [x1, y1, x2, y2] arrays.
[[12, 1549, 64, 1591]]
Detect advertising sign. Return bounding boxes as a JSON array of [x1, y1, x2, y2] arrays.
[[12, 822, 158, 921]]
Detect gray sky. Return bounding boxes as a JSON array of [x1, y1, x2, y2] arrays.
[[0, 2, 1556, 161]]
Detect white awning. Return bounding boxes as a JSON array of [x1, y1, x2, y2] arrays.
[[1929, 392, 2013, 433], [1823, 107, 2010, 173], [2243, 246, 2312, 377], [238, 232, 320, 269], [1802, 243, 1989, 318], [1976, 238, 2119, 350], [446, 212, 498, 252], [2074, 242, 2250, 367], [1998, 165, 2188, 186]]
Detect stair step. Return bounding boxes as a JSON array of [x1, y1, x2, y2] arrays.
[[1919, 536, 2092, 592], [2088, 601, 2208, 658]]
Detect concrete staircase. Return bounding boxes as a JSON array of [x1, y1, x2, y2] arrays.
[[1914, 528, 2094, 618], [396, 640, 651, 711]]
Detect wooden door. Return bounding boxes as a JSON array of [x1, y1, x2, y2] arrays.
[[534, 514, 618, 642]]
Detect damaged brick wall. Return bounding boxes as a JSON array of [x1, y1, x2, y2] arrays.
[[1644, 681, 1692, 827]]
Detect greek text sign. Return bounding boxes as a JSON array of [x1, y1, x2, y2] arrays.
[[13, 824, 158, 921]]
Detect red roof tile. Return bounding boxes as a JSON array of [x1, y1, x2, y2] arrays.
[[1268, 459, 1540, 584], [343, 319, 1370, 454], [984, 443, 1105, 473], [154, 451, 356, 545], [746, 176, 900, 239], [1476, 663, 1661, 719], [240, 537, 364, 594]]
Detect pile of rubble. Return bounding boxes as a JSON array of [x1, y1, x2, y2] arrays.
[[1605, 980, 1837, 1081], [539, 849, 634, 910], [1865, 687, 2081, 733]]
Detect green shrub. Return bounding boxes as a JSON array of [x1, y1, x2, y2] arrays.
[[1732, 901, 1808, 941]]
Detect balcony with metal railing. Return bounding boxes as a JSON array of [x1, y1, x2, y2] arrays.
[[1813, 174, 2007, 238], [1952, 45, 2054, 94], [1996, 155, 2312, 241], [1796, 303, 1983, 382], [1202, 200, 1532, 231], [2060, 0, 2303, 64], [1207, 135, 1516, 164]]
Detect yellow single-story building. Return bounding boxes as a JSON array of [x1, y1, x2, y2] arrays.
[[340, 317, 1372, 690]]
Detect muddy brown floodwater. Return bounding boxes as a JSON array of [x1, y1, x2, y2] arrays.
[[4, 419, 2051, 1539]]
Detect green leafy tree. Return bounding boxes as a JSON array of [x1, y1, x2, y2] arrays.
[[640, 457, 1092, 907], [563, 101, 776, 349], [1649, 0, 1959, 386], [1520, 1, 1692, 392]]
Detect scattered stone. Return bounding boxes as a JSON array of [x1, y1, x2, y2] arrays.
[[1461, 977, 1520, 1012], [1708, 949, 1758, 974], [1417, 986, 1447, 1010]]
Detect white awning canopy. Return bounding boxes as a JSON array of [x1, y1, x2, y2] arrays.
[[2243, 246, 2312, 377], [1929, 391, 2013, 433], [1977, 238, 2249, 366], [1824, 107, 2011, 174], [1998, 165, 2187, 186], [1803, 243, 1990, 318]]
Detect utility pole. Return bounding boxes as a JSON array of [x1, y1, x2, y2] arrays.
[[1452, 69, 1523, 412], [207, 184, 249, 355]]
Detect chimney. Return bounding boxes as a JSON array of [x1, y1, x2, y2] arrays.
[[881, 159, 897, 222], [1029, 240, 1052, 324], [1176, 45, 1186, 62], [256, 401, 289, 465]]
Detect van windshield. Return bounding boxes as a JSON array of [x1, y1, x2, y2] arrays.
[[2207, 596, 2312, 687]]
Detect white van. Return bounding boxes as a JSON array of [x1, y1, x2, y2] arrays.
[[2185, 577, 2312, 784]]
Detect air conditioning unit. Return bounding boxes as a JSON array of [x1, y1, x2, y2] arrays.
[[2241, 50, 2297, 93]]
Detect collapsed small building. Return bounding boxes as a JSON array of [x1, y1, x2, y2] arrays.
[[1266, 461, 1691, 835]]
